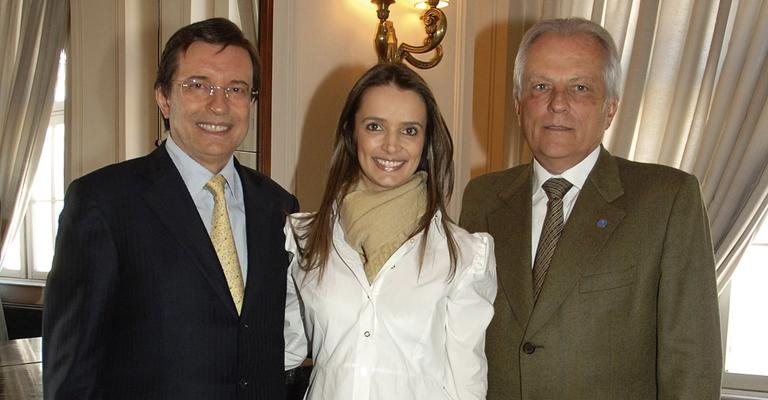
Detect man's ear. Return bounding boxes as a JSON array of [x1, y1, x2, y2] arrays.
[[155, 87, 170, 119], [603, 98, 618, 130]]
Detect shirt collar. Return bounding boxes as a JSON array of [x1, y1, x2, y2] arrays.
[[532, 145, 601, 192], [165, 135, 240, 200]]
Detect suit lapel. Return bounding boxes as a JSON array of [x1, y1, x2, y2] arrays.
[[488, 166, 535, 328], [141, 145, 238, 315], [238, 162, 270, 317], [526, 148, 626, 336]]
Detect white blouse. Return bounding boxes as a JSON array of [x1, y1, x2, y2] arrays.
[[284, 211, 497, 400]]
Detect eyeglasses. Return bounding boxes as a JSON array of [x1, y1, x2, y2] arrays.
[[178, 79, 256, 104]]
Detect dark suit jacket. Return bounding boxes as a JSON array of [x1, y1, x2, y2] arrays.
[[43, 144, 298, 399], [460, 148, 722, 399]]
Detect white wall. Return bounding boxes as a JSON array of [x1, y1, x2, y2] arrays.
[[68, 0, 159, 179]]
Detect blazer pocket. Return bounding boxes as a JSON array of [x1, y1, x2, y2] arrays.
[[579, 266, 636, 293]]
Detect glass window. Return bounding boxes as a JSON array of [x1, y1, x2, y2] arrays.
[[722, 212, 768, 393], [0, 51, 66, 281]]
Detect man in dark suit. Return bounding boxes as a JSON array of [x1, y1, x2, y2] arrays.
[[43, 18, 298, 399], [460, 18, 722, 399]]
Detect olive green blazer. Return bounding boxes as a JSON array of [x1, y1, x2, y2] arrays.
[[460, 148, 722, 399]]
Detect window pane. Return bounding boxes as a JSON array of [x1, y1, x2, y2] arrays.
[[53, 122, 66, 198], [24, 109, 64, 276], [753, 219, 768, 243], [54, 52, 66, 104], [31, 127, 54, 200], [0, 228, 23, 273], [30, 201, 55, 273], [724, 219, 768, 376], [7, 50, 65, 281]]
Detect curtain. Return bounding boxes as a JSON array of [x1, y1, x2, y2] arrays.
[[0, 0, 69, 340], [688, 2, 768, 292], [510, 0, 768, 294], [237, 0, 258, 46]]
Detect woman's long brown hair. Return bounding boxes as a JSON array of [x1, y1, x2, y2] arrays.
[[291, 62, 458, 281]]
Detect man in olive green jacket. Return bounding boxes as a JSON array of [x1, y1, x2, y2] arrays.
[[460, 18, 722, 399]]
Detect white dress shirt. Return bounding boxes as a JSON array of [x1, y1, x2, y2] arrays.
[[165, 135, 249, 281], [530, 146, 600, 266], [284, 211, 497, 400]]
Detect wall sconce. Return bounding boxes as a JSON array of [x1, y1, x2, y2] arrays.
[[372, 0, 448, 69]]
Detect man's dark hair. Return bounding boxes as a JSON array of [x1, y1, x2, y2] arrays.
[[155, 18, 260, 130]]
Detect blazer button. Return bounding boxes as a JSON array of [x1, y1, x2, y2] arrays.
[[522, 342, 536, 354], [238, 377, 249, 388]]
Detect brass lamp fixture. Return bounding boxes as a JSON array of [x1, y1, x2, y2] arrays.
[[372, 0, 448, 69]]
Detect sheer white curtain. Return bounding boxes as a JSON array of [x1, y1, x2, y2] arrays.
[[0, 0, 69, 339], [512, 0, 768, 293]]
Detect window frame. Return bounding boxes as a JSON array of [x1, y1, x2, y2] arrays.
[[28, 109, 66, 281], [719, 213, 768, 396], [0, 52, 67, 283]]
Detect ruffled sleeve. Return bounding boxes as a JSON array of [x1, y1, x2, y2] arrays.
[[445, 232, 497, 399], [283, 215, 309, 370]]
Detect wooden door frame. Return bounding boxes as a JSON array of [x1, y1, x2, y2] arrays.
[[257, 0, 272, 175]]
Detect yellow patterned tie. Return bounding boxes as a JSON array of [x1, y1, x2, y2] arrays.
[[205, 175, 244, 314]]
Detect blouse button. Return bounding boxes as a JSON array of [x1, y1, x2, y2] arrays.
[[364, 331, 371, 337]]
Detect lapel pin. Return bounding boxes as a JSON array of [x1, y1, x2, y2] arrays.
[[596, 219, 608, 229]]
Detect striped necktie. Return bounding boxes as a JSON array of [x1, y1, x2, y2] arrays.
[[532, 178, 573, 300]]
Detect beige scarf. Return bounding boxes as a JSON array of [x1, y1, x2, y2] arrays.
[[339, 171, 427, 284]]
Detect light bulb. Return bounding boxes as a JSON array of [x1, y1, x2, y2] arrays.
[[414, 0, 449, 10]]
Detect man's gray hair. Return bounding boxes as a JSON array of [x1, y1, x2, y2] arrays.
[[513, 17, 622, 102]]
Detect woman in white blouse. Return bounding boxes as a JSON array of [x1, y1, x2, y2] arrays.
[[284, 62, 497, 400]]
